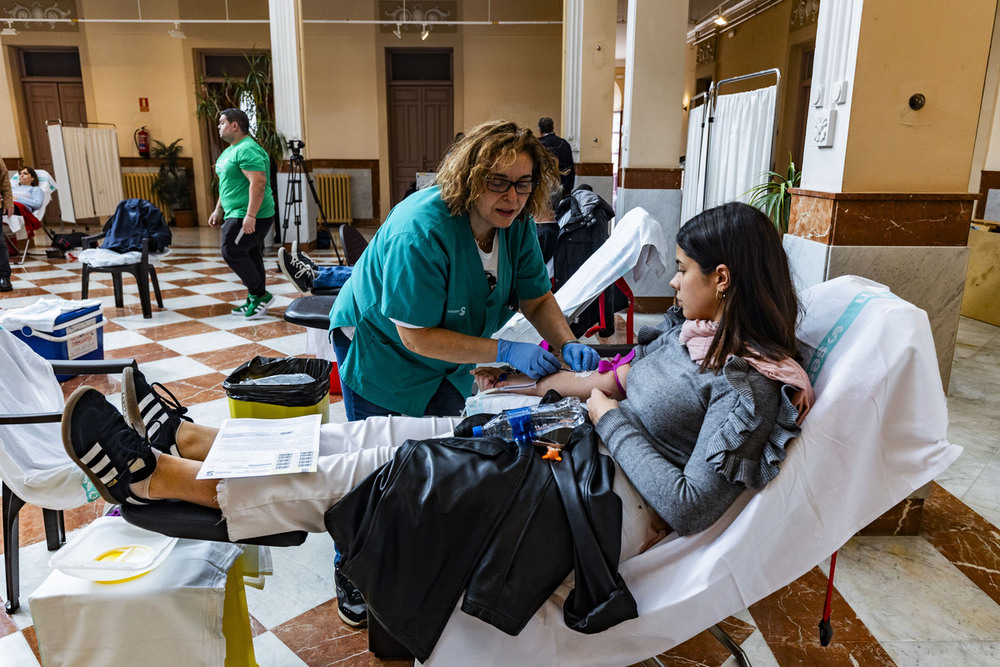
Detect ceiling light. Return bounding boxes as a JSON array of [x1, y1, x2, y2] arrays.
[[1, 21, 17, 36], [393, 22, 402, 39], [168, 21, 186, 39], [712, 3, 727, 26], [420, 23, 430, 40]]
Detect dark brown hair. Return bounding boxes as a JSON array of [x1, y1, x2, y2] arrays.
[[220, 108, 250, 134], [677, 202, 800, 370], [435, 119, 560, 222], [19, 166, 38, 186]]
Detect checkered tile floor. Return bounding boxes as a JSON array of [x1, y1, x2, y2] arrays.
[[3, 235, 1000, 666]]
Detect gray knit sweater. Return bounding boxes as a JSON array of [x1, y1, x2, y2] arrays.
[[595, 307, 801, 536]]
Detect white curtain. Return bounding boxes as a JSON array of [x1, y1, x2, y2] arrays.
[[85, 127, 124, 218], [47, 124, 125, 222], [680, 102, 708, 225], [702, 85, 777, 210]]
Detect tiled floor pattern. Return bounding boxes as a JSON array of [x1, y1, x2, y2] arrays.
[[2, 233, 1000, 666]]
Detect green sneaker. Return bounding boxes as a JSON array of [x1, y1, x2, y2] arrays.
[[245, 292, 274, 319], [231, 296, 252, 315]]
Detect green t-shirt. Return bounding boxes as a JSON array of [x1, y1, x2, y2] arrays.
[[330, 186, 552, 416], [214, 137, 275, 219]]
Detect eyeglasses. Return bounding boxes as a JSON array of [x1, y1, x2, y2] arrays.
[[484, 175, 536, 195]]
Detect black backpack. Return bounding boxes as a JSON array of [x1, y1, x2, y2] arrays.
[[548, 187, 629, 338]]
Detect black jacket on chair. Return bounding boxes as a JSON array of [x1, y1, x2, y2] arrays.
[[325, 424, 636, 662], [101, 199, 171, 253]]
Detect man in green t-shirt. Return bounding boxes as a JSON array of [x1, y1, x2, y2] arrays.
[[208, 108, 277, 319]]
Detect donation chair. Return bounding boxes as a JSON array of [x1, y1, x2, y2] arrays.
[[303, 226, 366, 298], [0, 327, 136, 614], [339, 224, 369, 266], [417, 276, 960, 665], [2, 169, 58, 265]]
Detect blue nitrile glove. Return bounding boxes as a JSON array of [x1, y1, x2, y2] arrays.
[[496, 338, 562, 379], [562, 342, 600, 372]]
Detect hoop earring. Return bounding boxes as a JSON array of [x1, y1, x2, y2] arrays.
[[716, 288, 727, 301]]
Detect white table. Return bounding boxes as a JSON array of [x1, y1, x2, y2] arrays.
[[30, 539, 245, 666]]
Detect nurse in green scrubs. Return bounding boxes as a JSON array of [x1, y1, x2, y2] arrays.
[[330, 119, 600, 420]]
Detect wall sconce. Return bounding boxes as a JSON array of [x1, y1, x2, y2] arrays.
[[168, 21, 186, 39], [393, 22, 402, 39], [420, 23, 430, 40]]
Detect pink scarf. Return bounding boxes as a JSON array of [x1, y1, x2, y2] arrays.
[[679, 319, 814, 424]]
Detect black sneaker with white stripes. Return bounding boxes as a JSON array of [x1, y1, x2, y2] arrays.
[[278, 247, 315, 293], [122, 366, 192, 456], [61, 386, 158, 506]]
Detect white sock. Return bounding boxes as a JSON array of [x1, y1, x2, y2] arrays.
[[129, 450, 161, 499]]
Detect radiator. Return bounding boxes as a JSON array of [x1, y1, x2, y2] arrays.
[[315, 174, 352, 224], [121, 172, 165, 212]]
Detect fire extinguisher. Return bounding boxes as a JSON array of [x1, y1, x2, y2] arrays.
[[134, 127, 150, 158]]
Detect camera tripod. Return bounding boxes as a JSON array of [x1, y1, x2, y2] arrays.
[[281, 139, 344, 264]]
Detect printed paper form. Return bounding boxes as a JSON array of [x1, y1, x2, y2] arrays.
[[196, 414, 321, 479]]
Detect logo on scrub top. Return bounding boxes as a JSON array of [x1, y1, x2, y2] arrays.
[[447, 307, 467, 317]]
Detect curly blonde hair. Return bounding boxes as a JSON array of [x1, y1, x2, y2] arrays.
[[435, 119, 561, 222]]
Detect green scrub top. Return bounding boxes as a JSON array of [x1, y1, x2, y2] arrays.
[[330, 186, 552, 416], [214, 137, 275, 219]]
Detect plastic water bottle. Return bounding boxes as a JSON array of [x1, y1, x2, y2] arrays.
[[472, 397, 586, 443]]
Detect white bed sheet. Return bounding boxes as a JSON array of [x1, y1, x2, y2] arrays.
[[496, 206, 669, 344], [419, 275, 962, 665]]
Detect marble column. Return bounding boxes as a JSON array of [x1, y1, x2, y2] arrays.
[[269, 0, 317, 248], [787, 0, 997, 390], [561, 0, 616, 203], [615, 0, 687, 299]]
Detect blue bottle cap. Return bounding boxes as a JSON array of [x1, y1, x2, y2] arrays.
[[472, 426, 483, 437]]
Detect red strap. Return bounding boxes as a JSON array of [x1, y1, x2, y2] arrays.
[[822, 550, 838, 622], [613, 278, 635, 344]]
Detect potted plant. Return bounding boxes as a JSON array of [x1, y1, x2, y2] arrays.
[[151, 138, 195, 227], [746, 156, 802, 235]]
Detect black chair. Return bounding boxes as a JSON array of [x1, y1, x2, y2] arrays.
[[1, 357, 137, 614], [339, 224, 368, 266], [81, 233, 164, 319]]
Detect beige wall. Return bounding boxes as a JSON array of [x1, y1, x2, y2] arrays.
[[0, 0, 563, 225], [844, 0, 996, 193], [685, 1, 816, 173], [302, 24, 380, 160]]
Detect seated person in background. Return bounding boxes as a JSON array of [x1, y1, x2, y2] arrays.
[[13, 167, 44, 212], [63, 204, 813, 578], [277, 246, 354, 293]]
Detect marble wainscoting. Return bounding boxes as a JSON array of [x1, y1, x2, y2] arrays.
[[785, 190, 975, 391], [783, 235, 968, 390], [615, 167, 684, 299], [574, 162, 614, 205]]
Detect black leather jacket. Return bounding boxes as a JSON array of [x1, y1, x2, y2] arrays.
[[325, 424, 635, 662]]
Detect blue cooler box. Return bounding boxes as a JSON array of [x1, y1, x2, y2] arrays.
[[12, 304, 105, 381]]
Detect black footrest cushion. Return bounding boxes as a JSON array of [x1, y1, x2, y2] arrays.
[[120, 500, 307, 547], [283, 295, 338, 330]]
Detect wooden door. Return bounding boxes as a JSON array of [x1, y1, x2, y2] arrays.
[[23, 81, 87, 223], [386, 49, 454, 206], [23, 82, 62, 175], [387, 85, 454, 205]]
